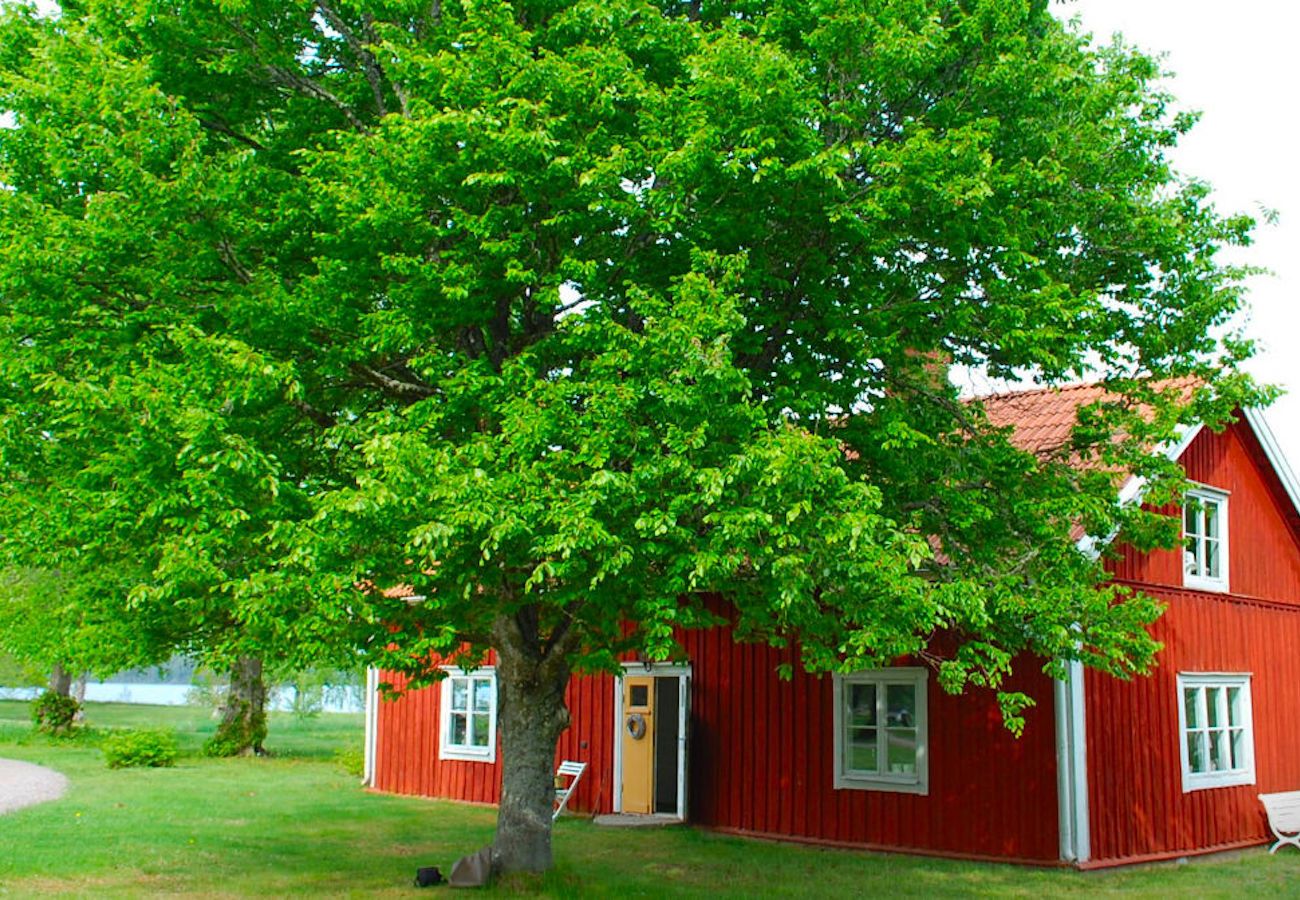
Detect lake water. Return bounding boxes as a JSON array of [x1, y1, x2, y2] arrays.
[[0, 682, 364, 713]]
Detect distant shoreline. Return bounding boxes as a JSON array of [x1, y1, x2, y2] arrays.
[[0, 683, 363, 713]]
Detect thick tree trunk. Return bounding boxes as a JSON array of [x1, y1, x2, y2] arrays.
[[210, 656, 267, 756], [490, 613, 574, 875], [48, 663, 72, 697], [72, 673, 87, 723]]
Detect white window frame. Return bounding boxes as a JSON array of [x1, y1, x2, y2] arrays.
[[1182, 486, 1229, 593], [832, 667, 929, 795], [438, 667, 497, 763], [1176, 673, 1255, 792]]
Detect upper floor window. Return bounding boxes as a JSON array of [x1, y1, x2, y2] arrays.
[[1183, 487, 1229, 592], [1178, 673, 1254, 791], [832, 667, 928, 795], [439, 668, 497, 763]]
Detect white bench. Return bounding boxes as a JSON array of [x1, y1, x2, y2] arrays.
[[553, 760, 587, 820], [1259, 792, 1300, 854]]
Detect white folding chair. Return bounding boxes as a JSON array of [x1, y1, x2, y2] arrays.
[[553, 760, 587, 820]]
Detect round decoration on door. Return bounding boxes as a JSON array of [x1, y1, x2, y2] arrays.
[[625, 713, 647, 740]]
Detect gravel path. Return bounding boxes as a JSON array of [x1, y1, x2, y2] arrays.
[[0, 758, 68, 815]]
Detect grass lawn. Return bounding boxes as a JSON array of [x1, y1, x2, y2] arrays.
[[1, 700, 1298, 897]]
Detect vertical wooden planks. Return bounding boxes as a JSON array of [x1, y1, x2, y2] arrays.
[[1086, 589, 1300, 863], [1086, 422, 1300, 863]]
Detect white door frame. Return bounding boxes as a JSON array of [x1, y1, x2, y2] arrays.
[[611, 662, 691, 818]]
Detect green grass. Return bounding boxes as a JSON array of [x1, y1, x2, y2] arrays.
[[2, 700, 1299, 896]]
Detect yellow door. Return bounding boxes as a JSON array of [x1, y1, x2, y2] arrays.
[[621, 676, 655, 814]]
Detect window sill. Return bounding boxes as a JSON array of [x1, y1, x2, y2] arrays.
[[439, 746, 496, 764], [1183, 575, 1229, 593], [1182, 770, 1254, 792], [834, 774, 928, 795]]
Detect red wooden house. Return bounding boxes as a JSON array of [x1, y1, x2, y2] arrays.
[[361, 386, 1300, 868]]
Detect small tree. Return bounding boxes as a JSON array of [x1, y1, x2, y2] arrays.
[[0, 0, 1267, 875]]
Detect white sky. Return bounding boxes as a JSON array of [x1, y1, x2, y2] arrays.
[[1063, 0, 1300, 467]]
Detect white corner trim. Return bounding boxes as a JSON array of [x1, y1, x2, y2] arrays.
[[1068, 660, 1090, 863], [1243, 407, 1300, 520], [363, 666, 379, 786]]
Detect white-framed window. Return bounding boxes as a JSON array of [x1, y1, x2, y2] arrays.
[[438, 667, 497, 763], [832, 667, 928, 795], [1177, 673, 1255, 792], [1183, 486, 1229, 592]]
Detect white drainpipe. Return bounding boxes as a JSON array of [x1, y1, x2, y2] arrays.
[[363, 666, 379, 787], [1054, 659, 1091, 864]]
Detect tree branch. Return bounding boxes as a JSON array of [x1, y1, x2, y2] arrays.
[[197, 116, 270, 153], [315, 0, 388, 116], [264, 63, 372, 135], [350, 363, 436, 398]]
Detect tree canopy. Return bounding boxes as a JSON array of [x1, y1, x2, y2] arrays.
[[0, 0, 1267, 872]]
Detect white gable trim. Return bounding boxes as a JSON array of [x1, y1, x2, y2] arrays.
[[1085, 408, 1300, 557], [1242, 407, 1300, 520], [1112, 422, 1205, 515]]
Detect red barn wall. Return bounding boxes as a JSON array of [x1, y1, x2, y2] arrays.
[[1088, 422, 1300, 863], [1108, 421, 1300, 603], [373, 629, 1061, 862], [679, 625, 1061, 862], [372, 668, 617, 815]]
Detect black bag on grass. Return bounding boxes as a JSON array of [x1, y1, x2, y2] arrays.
[[414, 866, 443, 887]]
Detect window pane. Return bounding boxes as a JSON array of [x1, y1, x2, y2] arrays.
[[1227, 687, 1243, 726], [471, 713, 491, 747], [886, 684, 916, 727], [1206, 687, 1222, 728], [1184, 503, 1200, 538], [1229, 728, 1244, 769], [450, 678, 468, 712], [1205, 539, 1220, 578], [849, 684, 877, 727], [1204, 501, 1220, 539], [1184, 688, 1200, 727], [885, 729, 917, 773], [472, 678, 493, 713], [1211, 729, 1230, 771], [450, 711, 467, 746], [1187, 731, 1205, 773], [847, 728, 878, 773]]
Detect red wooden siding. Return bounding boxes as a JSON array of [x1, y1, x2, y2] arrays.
[[373, 631, 1061, 862], [372, 669, 617, 815], [1087, 422, 1300, 863], [1085, 589, 1300, 862], [679, 624, 1061, 861], [1107, 421, 1300, 603]]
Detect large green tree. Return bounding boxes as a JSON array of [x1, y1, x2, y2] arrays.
[[0, 0, 1266, 873]]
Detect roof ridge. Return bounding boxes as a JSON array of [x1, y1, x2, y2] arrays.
[[973, 380, 1103, 402]]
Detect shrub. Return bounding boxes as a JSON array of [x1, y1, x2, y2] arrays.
[[31, 691, 81, 735], [201, 734, 244, 758], [102, 729, 178, 769], [334, 747, 364, 778]]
